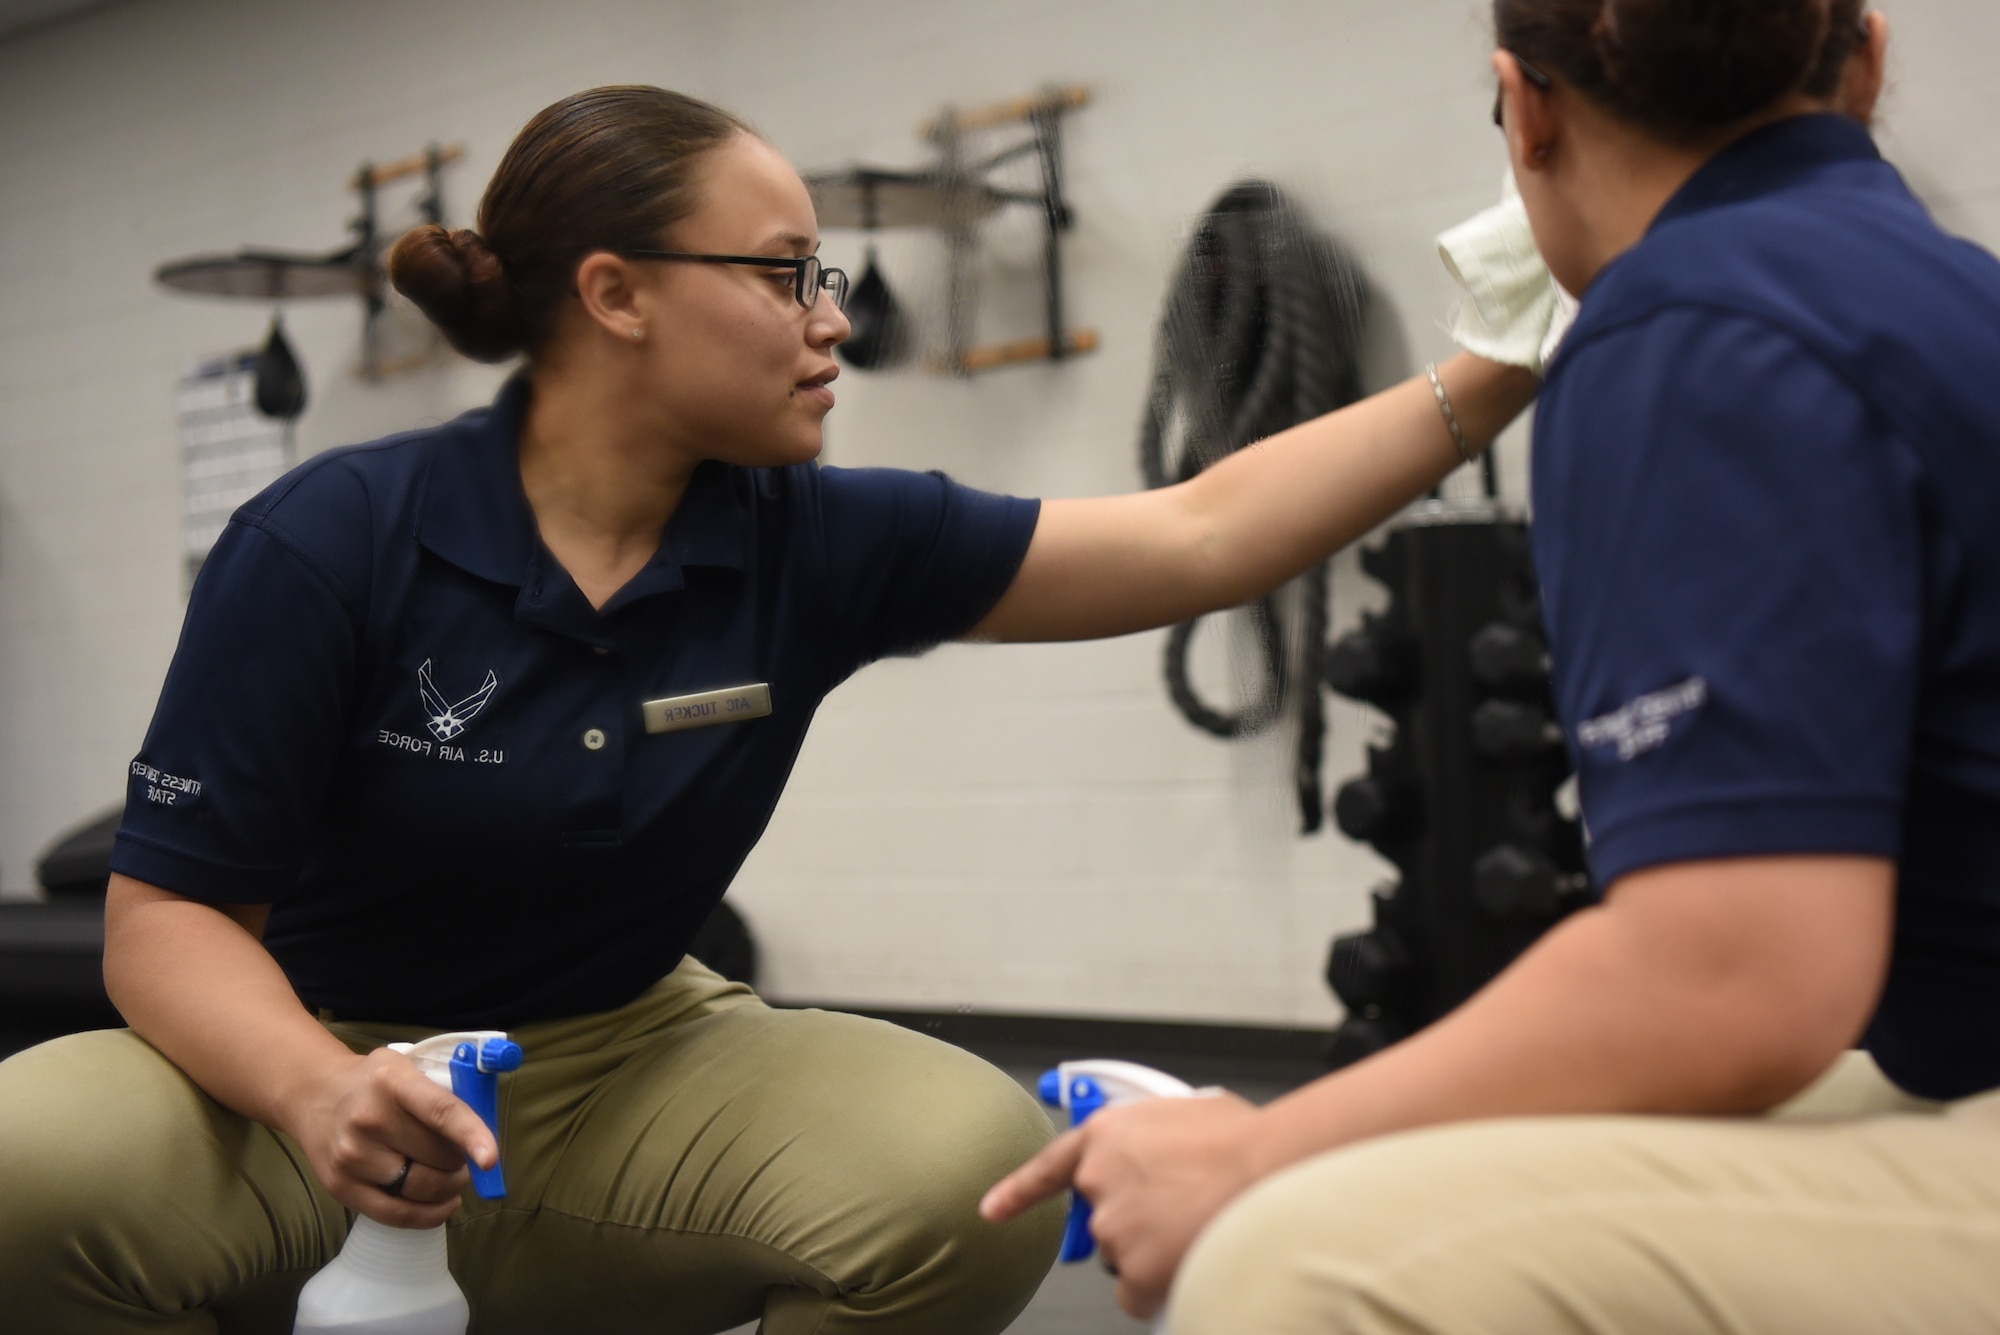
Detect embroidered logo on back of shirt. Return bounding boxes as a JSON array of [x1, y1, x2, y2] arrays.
[[1576, 676, 1708, 762], [418, 659, 499, 741]]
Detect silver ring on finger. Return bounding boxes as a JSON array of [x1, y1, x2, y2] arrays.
[[382, 1156, 414, 1198]]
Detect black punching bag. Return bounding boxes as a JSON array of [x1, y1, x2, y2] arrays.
[[837, 246, 910, 371], [253, 315, 308, 420]]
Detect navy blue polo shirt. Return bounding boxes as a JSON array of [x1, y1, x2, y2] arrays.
[[110, 378, 1039, 1027], [1536, 114, 2000, 1099]]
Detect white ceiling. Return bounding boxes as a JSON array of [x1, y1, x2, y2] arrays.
[[0, 0, 119, 43]]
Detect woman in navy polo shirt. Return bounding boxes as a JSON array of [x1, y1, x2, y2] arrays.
[[988, 4, 2000, 1332], [0, 88, 1539, 1329]]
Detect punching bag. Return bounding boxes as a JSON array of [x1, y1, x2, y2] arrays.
[[253, 315, 308, 420]]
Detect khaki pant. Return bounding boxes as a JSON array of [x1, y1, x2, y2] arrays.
[[1169, 1053, 2000, 1334], [0, 959, 1064, 1334]]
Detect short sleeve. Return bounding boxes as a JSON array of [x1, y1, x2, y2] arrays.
[[812, 465, 1040, 676], [109, 517, 359, 903], [1534, 310, 1925, 887]]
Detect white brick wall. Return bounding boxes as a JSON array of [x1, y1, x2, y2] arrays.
[[0, 0, 1992, 1025]]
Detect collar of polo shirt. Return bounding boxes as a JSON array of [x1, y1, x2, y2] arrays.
[[414, 375, 751, 620], [1648, 113, 1883, 238]]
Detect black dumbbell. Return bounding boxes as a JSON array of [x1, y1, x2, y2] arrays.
[[1472, 699, 1565, 760], [1469, 622, 1551, 697], [1326, 925, 1414, 1011], [1473, 843, 1588, 921], [1324, 615, 1415, 708], [1331, 774, 1418, 844]]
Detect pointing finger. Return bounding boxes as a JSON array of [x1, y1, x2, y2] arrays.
[[981, 1128, 1086, 1223]]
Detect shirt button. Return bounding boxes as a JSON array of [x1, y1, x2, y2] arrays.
[[592, 646, 611, 656], [582, 728, 607, 751]]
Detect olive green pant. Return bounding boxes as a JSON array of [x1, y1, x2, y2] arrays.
[[1169, 1052, 2000, 1334], [0, 959, 1064, 1334]]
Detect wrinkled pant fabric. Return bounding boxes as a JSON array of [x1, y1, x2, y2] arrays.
[[0, 957, 1064, 1334], [1169, 1051, 2000, 1335]]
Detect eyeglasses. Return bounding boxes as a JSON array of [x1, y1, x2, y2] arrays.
[[618, 250, 851, 311], [1492, 53, 1555, 129]]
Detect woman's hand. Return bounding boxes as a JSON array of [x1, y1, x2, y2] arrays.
[[284, 1047, 500, 1229], [978, 856, 1894, 1320], [102, 877, 503, 1229], [981, 1091, 1264, 1319]]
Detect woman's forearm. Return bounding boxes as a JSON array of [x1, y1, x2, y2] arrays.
[[977, 354, 1538, 643], [103, 874, 360, 1136], [1182, 354, 1536, 611], [1244, 856, 1895, 1180]]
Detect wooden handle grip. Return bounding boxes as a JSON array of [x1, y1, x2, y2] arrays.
[[924, 86, 1091, 139], [352, 143, 465, 191], [952, 328, 1100, 374]]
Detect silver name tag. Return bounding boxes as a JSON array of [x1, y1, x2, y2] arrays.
[[642, 683, 773, 735]]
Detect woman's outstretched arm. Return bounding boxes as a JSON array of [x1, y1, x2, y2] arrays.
[[971, 353, 1538, 644]]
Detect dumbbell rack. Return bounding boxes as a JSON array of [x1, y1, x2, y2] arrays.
[[1321, 505, 1591, 1067]]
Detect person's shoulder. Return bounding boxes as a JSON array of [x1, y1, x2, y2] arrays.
[[739, 459, 821, 499], [1552, 180, 2000, 442], [722, 460, 1022, 539], [229, 405, 494, 600], [695, 459, 819, 533], [255, 433, 418, 510], [812, 462, 975, 501], [1569, 210, 1808, 350], [733, 460, 958, 518], [1579, 167, 2000, 348]]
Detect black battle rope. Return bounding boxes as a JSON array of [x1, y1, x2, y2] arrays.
[[1140, 181, 1369, 834]]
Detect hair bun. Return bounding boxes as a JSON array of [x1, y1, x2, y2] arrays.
[[1595, 0, 1830, 134], [387, 225, 523, 363]]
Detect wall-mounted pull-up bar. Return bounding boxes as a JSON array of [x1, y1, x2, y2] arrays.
[[155, 142, 464, 382], [920, 84, 1091, 141], [805, 85, 1097, 377], [351, 143, 464, 192]]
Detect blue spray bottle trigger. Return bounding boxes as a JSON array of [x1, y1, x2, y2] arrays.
[[1038, 1072, 1108, 1263], [449, 1038, 521, 1200], [1035, 1062, 1197, 1268]]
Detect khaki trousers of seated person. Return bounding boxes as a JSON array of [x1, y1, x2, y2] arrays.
[[1168, 1051, 2000, 1335], [0, 958, 1064, 1335]]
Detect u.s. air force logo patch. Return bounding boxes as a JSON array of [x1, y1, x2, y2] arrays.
[[418, 658, 499, 741]]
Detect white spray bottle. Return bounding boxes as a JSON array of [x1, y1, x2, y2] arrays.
[[292, 1031, 522, 1335]]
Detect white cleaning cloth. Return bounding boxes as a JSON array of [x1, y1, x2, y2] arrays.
[[1438, 172, 1578, 376]]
